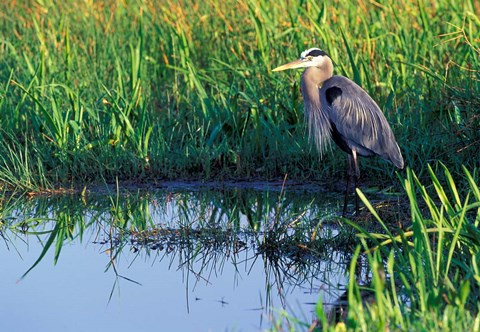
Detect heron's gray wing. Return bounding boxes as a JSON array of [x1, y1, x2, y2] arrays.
[[320, 76, 404, 168]]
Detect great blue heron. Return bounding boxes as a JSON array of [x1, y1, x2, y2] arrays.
[[273, 48, 404, 216]]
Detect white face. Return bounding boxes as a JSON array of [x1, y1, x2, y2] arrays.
[[272, 47, 329, 72], [299, 48, 328, 68]]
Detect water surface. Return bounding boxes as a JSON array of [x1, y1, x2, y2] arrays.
[[1, 184, 355, 331]]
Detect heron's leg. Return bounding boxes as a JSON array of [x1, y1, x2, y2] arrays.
[[352, 149, 360, 215], [342, 155, 353, 217]]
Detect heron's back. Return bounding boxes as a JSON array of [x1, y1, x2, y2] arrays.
[[320, 76, 404, 169]]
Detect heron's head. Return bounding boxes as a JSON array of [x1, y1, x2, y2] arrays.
[[272, 48, 331, 72]]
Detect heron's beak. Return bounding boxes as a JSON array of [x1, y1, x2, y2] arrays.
[[272, 59, 306, 72]]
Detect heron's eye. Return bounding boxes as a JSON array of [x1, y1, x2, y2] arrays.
[[307, 56, 313, 61]]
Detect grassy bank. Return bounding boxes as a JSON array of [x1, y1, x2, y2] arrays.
[[0, 0, 478, 191]]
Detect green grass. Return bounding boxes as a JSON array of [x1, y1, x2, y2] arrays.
[[0, 0, 478, 191], [272, 164, 480, 331]]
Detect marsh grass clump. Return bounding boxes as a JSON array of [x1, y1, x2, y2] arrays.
[[0, 1, 478, 190], [293, 164, 480, 331]]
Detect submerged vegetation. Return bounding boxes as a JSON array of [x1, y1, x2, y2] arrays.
[[0, 0, 478, 190], [1, 0, 479, 331]]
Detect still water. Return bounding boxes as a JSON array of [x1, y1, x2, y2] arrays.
[[0, 183, 354, 331]]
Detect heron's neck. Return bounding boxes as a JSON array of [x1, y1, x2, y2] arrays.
[[300, 60, 334, 155]]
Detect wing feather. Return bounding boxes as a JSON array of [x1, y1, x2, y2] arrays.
[[320, 76, 404, 168]]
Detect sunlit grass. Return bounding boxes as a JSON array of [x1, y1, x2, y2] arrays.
[[0, 0, 478, 190]]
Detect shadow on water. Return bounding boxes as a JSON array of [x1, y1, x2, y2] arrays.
[[0, 185, 372, 331]]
